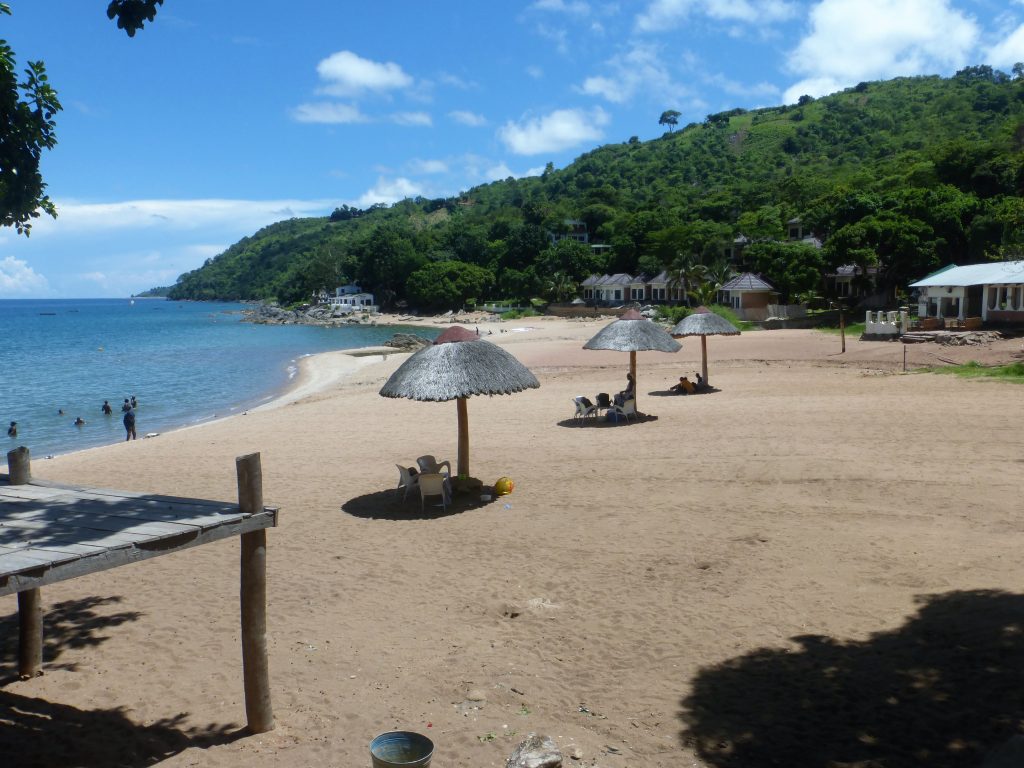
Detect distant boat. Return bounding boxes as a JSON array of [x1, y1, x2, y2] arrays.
[[39, 312, 56, 316]]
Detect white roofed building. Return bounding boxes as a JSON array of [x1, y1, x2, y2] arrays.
[[909, 261, 1024, 323]]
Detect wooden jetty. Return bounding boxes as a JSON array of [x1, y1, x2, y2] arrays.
[[1, 447, 277, 734]]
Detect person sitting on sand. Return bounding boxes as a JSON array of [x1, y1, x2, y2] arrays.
[[695, 373, 708, 391], [101, 400, 113, 415], [7, 421, 16, 438], [671, 376, 696, 395], [614, 372, 635, 406]]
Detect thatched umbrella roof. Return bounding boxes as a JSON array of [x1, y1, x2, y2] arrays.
[[671, 307, 740, 338], [583, 309, 682, 353], [670, 307, 740, 387], [379, 326, 540, 477], [583, 309, 680, 411]]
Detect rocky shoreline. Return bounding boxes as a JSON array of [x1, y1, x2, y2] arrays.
[[241, 303, 384, 327]]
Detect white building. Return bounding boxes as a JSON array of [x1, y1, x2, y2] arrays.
[[909, 261, 1024, 323]]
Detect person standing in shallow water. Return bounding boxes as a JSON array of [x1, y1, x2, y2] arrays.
[[101, 400, 113, 415], [121, 399, 131, 412], [7, 421, 16, 438], [123, 408, 136, 441]]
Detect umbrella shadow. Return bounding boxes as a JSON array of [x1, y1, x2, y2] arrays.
[[555, 414, 659, 429], [341, 487, 495, 520], [680, 589, 1024, 768], [646, 388, 721, 397]]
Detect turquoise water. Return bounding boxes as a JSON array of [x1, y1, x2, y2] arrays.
[[0, 299, 433, 459]]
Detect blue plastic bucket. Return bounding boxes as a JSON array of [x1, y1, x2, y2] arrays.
[[369, 731, 434, 768]]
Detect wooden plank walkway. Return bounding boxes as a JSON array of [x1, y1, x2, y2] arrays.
[[1, 449, 277, 733], [0, 477, 276, 597]]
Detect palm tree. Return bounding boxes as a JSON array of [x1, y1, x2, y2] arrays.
[[666, 251, 708, 306]]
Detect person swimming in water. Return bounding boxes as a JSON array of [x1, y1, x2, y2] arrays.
[[74, 416, 86, 426], [7, 421, 16, 438]]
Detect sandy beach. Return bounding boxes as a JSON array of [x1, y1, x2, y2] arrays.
[[3, 318, 1024, 767]]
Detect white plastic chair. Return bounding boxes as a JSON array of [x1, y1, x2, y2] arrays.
[[396, 464, 419, 500], [572, 396, 597, 423], [417, 454, 452, 477], [608, 398, 637, 422], [418, 472, 451, 512]]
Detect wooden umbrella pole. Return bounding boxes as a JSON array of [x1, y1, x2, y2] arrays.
[[701, 336, 709, 386], [457, 397, 469, 478], [629, 351, 637, 407]]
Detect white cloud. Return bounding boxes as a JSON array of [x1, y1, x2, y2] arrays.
[[315, 50, 413, 96], [32, 199, 334, 237], [635, 0, 797, 32], [390, 111, 432, 126], [291, 101, 368, 124], [0, 256, 49, 296], [579, 42, 689, 104], [486, 163, 516, 180], [531, 0, 591, 14], [409, 159, 449, 174], [438, 72, 477, 90], [353, 177, 424, 208], [785, 0, 980, 102], [498, 107, 610, 155], [988, 24, 1024, 68], [526, 65, 544, 79], [449, 110, 487, 127], [704, 72, 781, 99]]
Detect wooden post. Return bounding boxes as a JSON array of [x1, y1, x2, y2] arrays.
[[9, 447, 42, 679], [840, 306, 846, 354], [236, 453, 274, 733], [629, 350, 637, 409], [700, 336, 709, 387], [18, 588, 43, 679], [7, 446, 31, 485], [456, 397, 469, 478]]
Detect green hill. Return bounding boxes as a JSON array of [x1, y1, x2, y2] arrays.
[[167, 66, 1024, 310]]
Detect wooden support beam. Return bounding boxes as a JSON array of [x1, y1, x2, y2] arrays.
[[10, 448, 42, 679], [456, 397, 469, 478], [236, 453, 274, 733], [18, 588, 43, 679], [7, 446, 31, 485]]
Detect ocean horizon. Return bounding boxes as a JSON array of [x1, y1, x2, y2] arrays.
[[1, 298, 432, 461]]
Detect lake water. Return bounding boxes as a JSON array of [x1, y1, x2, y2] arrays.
[[0, 298, 433, 459]]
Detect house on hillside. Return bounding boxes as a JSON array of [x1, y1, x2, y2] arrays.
[[548, 219, 590, 245], [719, 273, 779, 320], [581, 271, 682, 306], [909, 261, 1024, 323], [320, 283, 377, 313]]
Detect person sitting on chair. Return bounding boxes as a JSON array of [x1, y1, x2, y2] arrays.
[[670, 376, 696, 395], [614, 372, 635, 406]]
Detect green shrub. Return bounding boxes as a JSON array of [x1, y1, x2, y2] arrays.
[[656, 305, 692, 324]]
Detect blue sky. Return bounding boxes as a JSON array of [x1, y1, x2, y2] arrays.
[[2, 0, 1023, 297]]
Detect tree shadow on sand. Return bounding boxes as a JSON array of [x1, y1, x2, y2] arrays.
[[0, 596, 142, 682], [341, 487, 496, 520], [681, 589, 1024, 768], [0, 693, 241, 768], [0, 595, 241, 766]]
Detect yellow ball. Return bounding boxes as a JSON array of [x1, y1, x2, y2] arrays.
[[494, 477, 514, 496]]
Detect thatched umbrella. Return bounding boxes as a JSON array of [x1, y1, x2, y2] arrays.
[[379, 326, 540, 479], [583, 309, 681, 410], [671, 306, 740, 387]]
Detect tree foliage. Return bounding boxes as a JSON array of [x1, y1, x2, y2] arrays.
[[167, 69, 1024, 306], [0, 1, 158, 235]]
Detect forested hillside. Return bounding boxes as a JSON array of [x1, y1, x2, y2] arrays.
[[167, 66, 1024, 310]]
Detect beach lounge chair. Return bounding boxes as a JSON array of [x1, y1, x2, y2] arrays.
[[417, 454, 452, 477], [418, 472, 451, 512], [573, 396, 597, 423], [595, 392, 611, 410], [396, 464, 419, 500], [608, 398, 637, 423]]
